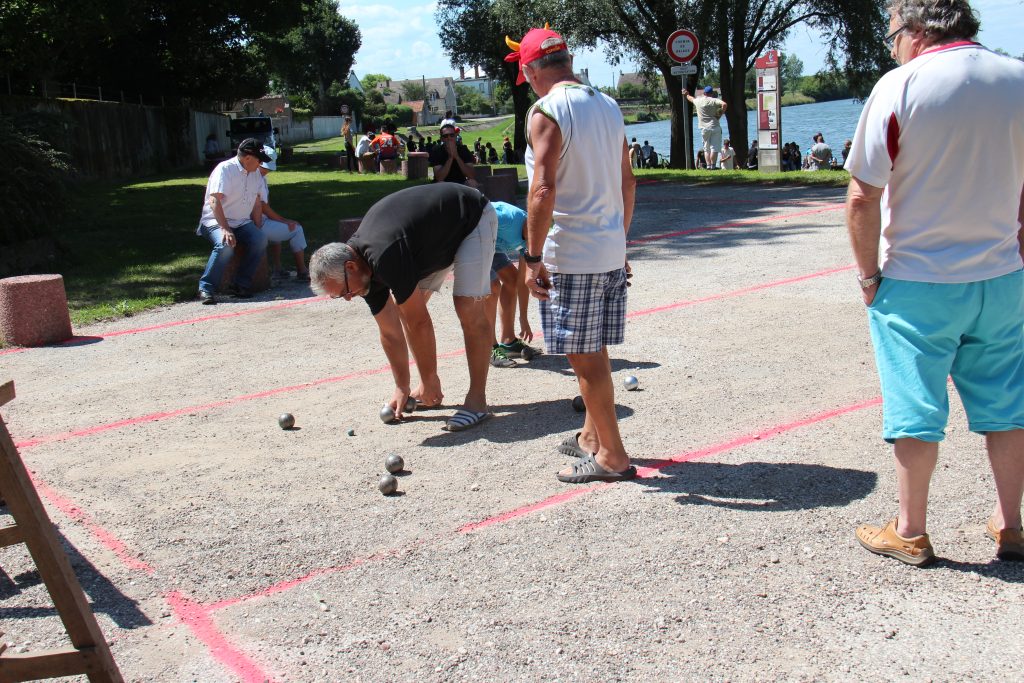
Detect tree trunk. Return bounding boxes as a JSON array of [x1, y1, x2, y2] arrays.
[[511, 82, 530, 160], [720, 0, 750, 168]]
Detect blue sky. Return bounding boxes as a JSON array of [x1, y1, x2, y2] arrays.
[[339, 0, 1023, 88]]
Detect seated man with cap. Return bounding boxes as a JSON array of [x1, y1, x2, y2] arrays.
[[196, 137, 270, 304]]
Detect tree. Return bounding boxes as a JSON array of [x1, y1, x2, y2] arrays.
[[435, 0, 558, 154], [401, 82, 428, 101], [455, 84, 489, 114], [263, 0, 362, 114], [0, 0, 306, 106], [779, 53, 804, 94], [361, 73, 393, 91], [561, 0, 892, 168]]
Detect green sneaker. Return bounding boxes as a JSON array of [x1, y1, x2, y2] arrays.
[[490, 345, 517, 368], [498, 338, 528, 358]]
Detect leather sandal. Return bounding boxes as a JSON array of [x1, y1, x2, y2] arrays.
[[855, 518, 936, 567]]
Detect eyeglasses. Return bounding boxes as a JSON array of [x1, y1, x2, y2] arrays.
[[330, 265, 351, 299], [883, 25, 906, 49], [440, 133, 456, 139]]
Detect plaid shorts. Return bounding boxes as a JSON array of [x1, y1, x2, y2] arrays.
[[540, 268, 628, 354]]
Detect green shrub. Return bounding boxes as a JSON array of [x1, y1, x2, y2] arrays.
[[0, 116, 72, 245]]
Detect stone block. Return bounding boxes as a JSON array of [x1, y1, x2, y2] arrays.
[[403, 152, 430, 180], [479, 174, 517, 204], [338, 218, 362, 242], [379, 158, 400, 175], [474, 165, 492, 177], [358, 155, 379, 174], [0, 274, 73, 347], [219, 246, 270, 294]]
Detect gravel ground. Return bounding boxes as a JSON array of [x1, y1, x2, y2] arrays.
[[1, 181, 1021, 682]]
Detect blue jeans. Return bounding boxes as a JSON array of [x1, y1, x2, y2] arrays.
[[198, 221, 268, 293]]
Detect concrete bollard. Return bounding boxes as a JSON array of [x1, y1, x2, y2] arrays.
[[0, 274, 74, 347], [479, 174, 518, 203], [403, 152, 430, 180], [219, 246, 270, 294]]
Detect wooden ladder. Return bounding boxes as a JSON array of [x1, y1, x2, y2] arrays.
[[0, 380, 124, 682]]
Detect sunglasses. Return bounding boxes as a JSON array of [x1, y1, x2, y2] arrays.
[[440, 133, 456, 139]]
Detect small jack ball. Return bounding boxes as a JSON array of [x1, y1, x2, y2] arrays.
[[572, 395, 586, 412], [623, 375, 640, 391], [521, 346, 535, 361], [347, 428, 356, 437], [385, 453, 405, 474], [379, 405, 397, 423], [278, 413, 295, 429], [378, 473, 398, 496], [404, 396, 417, 413]]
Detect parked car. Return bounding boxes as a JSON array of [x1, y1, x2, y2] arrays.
[[226, 116, 279, 154]]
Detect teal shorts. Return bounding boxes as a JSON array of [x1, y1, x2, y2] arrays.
[[867, 270, 1024, 443]]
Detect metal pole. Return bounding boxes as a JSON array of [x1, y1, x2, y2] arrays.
[[682, 78, 692, 170], [98, 84, 102, 101], [72, 82, 77, 99]]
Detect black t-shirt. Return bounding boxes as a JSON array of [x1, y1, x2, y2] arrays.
[[428, 144, 475, 183], [348, 184, 490, 315]]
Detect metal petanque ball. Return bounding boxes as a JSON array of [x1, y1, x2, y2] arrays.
[[404, 396, 417, 413], [521, 346, 536, 361], [572, 395, 586, 412], [378, 473, 398, 496], [379, 404, 396, 423], [278, 413, 296, 430], [623, 375, 640, 391], [385, 453, 405, 474]]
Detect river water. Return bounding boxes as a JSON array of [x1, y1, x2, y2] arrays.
[[625, 98, 865, 161]]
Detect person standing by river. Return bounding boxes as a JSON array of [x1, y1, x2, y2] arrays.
[[683, 85, 727, 169]]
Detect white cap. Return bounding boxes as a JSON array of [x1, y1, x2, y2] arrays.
[[260, 145, 278, 171]]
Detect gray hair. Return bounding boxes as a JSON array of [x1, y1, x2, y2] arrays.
[[887, 0, 980, 43], [309, 242, 353, 296], [530, 49, 572, 72]]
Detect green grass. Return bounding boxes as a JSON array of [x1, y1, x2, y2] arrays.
[[59, 165, 423, 326], [634, 166, 849, 186], [42, 115, 845, 331]]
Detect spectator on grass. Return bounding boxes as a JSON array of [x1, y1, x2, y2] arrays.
[[720, 138, 735, 169], [430, 122, 478, 186], [747, 140, 759, 170], [848, 0, 1024, 566], [502, 137, 515, 164], [487, 142, 499, 164], [371, 123, 402, 165], [204, 134, 222, 160], [808, 132, 832, 170], [683, 85, 727, 168], [195, 138, 270, 304], [640, 140, 653, 168], [341, 116, 356, 173], [254, 146, 310, 281]]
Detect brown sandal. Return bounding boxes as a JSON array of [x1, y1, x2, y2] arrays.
[[855, 518, 936, 567]]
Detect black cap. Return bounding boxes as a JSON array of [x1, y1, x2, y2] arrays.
[[237, 138, 272, 162]]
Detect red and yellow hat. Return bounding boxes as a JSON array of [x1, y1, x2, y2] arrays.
[[504, 25, 568, 85]]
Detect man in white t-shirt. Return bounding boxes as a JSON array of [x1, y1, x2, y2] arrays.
[[196, 138, 270, 304], [507, 26, 637, 483], [847, 0, 1024, 566], [683, 85, 727, 168]]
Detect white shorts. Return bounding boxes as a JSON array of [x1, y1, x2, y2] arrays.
[[701, 127, 722, 155], [416, 203, 497, 298], [260, 219, 307, 252]]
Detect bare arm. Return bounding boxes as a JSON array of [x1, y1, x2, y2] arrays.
[[524, 111, 561, 300], [209, 192, 236, 247], [1018, 180, 1024, 262], [681, 88, 696, 105], [846, 176, 886, 305], [620, 138, 636, 235], [261, 201, 296, 229]]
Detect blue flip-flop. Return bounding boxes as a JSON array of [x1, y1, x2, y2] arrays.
[[443, 409, 492, 432]]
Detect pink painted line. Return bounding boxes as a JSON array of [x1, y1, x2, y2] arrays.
[[13, 266, 849, 452], [13, 350, 462, 451], [626, 264, 855, 319], [628, 204, 843, 245], [0, 297, 327, 357], [166, 591, 275, 683], [29, 472, 156, 575], [194, 392, 883, 616]]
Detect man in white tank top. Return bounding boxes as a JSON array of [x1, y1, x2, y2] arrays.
[[506, 26, 638, 484]]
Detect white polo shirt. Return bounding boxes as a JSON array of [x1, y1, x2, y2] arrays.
[[847, 42, 1024, 283], [198, 157, 261, 232], [525, 84, 627, 274]]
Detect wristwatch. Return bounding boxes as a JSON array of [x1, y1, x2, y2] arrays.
[[523, 252, 543, 264], [858, 270, 882, 288]]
